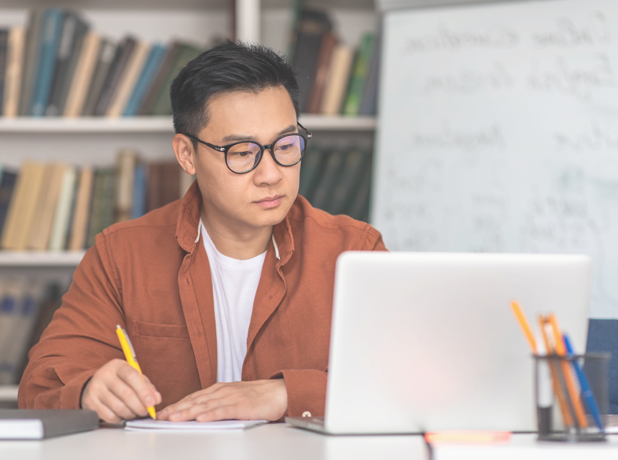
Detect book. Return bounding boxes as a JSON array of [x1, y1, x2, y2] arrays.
[[292, 9, 332, 112], [81, 38, 116, 116], [138, 42, 180, 115], [86, 168, 106, 248], [286, 0, 305, 62], [159, 162, 182, 207], [3, 27, 25, 118], [306, 32, 337, 114], [320, 44, 354, 115], [123, 44, 166, 117], [18, 9, 45, 116], [0, 29, 9, 116], [0, 279, 18, 364], [46, 11, 89, 117], [63, 32, 100, 117], [358, 30, 381, 116], [48, 166, 76, 250], [100, 169, 117, 231], [0, 409, 99, 440], [327, 147, 372, 216], [347, 163, 372, 222], [115, 149, 138, 222], [68, 167, 93, 250], [20, 283, 63, 357], [93, 36, 137, 116], [0, 280, 42, 385], [30, 9, 65, 117], [298, 145, 328, 202], [1, 162, 47, 250], [125, 419, 266, 432], [310, 151, 347, 211], [146, 162, 162, 212], [27, 163, 67, 250], [342, 32, 375, 117], [148, 43, 203, 116], [0, 170, 17, 237], [106, 41, 150, 118], [131, 162, 146, 219]]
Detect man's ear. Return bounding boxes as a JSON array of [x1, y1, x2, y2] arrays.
[[173, 133, 197, 176]]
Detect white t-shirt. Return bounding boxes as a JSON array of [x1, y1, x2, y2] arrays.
[[200, 221, 267, 383]]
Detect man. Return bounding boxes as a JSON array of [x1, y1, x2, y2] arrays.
[[19, 42, 386, 423]]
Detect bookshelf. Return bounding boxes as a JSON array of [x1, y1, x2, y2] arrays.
[[0, 115, 377, 133], [0, 0, 379, 403]]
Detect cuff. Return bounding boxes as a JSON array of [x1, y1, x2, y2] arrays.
[[271, 369, 328, 418]]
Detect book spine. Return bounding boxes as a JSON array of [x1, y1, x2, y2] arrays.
[[115, 149, 137, 222], [0, 171, 17, 239], [30, 9, 65, 117], [81, 39, 115, 117], [93, 36, 136, 116], [123, 44, 166, 117], [3, 28, 25, 118], [342, 32, 375, 117], [0, 30, 9, 116], [106, 41, 150, 118], [48, 167, 77, 251], [18, 9, 44, 116], [63, 32, 100, 117], [131, 163, 146, 219], [68, 167, 93, 251]]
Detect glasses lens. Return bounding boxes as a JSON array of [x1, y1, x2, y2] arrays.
[[227, 142, 262, 173], [273, 135, 305, 166]]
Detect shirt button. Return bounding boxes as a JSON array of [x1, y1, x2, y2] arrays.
[[302, 411, 312, 418]]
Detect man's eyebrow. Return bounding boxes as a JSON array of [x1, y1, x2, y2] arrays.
[[220, 124, 298, 143]]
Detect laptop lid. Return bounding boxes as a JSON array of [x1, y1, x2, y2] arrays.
[[324, 252, 591, 434]]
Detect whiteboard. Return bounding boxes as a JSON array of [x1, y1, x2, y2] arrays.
[[371, 0, 618, 319]]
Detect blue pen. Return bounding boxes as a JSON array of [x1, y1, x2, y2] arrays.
[[563, 334, 604, 431]]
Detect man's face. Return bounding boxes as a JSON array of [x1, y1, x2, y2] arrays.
[[193, 86, 300, 234]]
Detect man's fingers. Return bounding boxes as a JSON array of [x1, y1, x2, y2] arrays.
[[90, 398, 122, 424], [99, 388, 138, 421], [168, 398, 226, 422], [108, 380, 149, 417], [116, 364, 160, 407], [196, 405, 236, 422]]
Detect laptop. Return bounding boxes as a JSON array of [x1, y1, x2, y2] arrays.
[[287, 252, 592, 434]]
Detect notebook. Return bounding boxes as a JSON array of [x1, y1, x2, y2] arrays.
[[0, 409, 99, 439], [125, 419, 267, 431]]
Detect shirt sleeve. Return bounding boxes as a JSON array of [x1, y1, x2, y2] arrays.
[[18, 233, 125, 410]]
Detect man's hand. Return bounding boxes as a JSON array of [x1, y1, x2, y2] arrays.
[[81, 359, 162, 423], [157, 379, 287, 422]]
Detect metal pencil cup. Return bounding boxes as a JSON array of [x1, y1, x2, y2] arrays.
[[534, 353, 610, 442]]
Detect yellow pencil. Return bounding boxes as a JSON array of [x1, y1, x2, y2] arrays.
[[510, 301, 538, 353], [116, 325, 157, 420]]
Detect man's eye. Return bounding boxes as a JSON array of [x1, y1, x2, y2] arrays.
[[277, 144, 293, 151]]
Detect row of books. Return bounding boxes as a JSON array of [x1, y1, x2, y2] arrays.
[[0, 279, 64, 385], [0, 8, 205, 118], [0, 153, 193, 252], [300, 145, 373, 222], [288, 5, 381, 117]]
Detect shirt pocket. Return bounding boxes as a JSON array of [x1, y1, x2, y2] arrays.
[[126, 319, 200, 408]]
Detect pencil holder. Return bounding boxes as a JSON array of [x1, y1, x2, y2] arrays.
[[534, 353, 610, 442]]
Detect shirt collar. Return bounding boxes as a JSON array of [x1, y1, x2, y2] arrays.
[[176, 181, 295, 265]]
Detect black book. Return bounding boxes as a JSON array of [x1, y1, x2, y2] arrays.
[[81, 38, 115, 116], [0, 170, 17, 239], [327, 147, 372, 216], [93, 36, 136, 116], [0, 410, 98, 439], [292, 9, 332, 112], [46, 11, 89, 116], [310, 150, 347, 212], [0, 29, 8, 116]]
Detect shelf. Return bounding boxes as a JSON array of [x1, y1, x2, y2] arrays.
[[0, 251, 86, 266], [0, 115, 376, 133], [0, 385, 18, 401]]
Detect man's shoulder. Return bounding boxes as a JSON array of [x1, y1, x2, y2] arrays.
[[102, 199, 181, 239], [289, 195, 382, 250]]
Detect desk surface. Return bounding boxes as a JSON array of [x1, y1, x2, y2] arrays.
[[4, 423, 618, 460]]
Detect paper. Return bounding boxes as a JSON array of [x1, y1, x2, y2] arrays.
[[124, 419, 267, 432]]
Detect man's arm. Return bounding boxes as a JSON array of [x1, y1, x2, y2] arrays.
[[18, 233, 160, 421]]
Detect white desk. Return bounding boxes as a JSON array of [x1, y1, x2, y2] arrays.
[[0, 423, 428, 460], [3, 423, 618, 460]]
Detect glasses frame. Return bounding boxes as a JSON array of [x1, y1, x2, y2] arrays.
[[183, 122, 313, 175]]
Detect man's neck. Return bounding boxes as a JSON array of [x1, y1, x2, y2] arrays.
[[200, 209, 272, 260]]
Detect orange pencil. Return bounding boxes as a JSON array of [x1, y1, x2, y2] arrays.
[[510, 301, 538, 353], [538, 315, 574, 427], [547, 314, 588, 429]]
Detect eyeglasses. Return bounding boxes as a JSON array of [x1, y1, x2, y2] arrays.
[[183, 123, 312, 174]]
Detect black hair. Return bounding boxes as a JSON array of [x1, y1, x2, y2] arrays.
[[171, 42, 300, 141]]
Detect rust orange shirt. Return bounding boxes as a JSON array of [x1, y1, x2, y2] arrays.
[[19, 182, 386, 417]]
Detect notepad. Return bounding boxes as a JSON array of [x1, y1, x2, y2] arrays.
[[124, 419, 267, 431]]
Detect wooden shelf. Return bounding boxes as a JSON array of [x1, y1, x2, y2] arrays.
[[0, 385, 18, 401], [0, 115, 376, 133], [0, 251, 86, 266]]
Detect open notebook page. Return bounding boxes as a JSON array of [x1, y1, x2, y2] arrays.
[[125, 419, 267, 431]]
